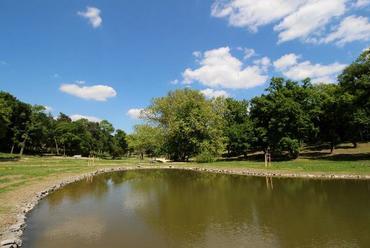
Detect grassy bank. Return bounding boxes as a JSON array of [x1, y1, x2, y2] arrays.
[[0, 143, 370, 235]]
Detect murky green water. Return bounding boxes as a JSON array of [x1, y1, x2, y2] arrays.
[[23, 169, 370, 248]]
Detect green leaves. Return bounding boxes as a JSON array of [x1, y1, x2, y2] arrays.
[[144, 89, 225, 161]]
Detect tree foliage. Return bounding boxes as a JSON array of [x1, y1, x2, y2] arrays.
[[144, 89, 225, 161]]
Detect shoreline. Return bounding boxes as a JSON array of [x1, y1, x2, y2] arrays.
[[1, 165, 370, 247]]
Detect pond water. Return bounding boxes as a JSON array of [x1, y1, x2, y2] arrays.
[[22, 169, 370, 248]]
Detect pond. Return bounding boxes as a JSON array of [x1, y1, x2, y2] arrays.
[[22, 169, 370, 248]]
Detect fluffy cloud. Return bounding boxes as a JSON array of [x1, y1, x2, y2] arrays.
[[273, 53, 347, 83], [273, 53, 300, 70], [322, 15, 370, 45], [170, 79, 179, 84], [78, 6, 102, 28], [200, 88, 229, 98], [253, 56, 271, 72], [241, 47, 256, 59], [182, 47, 269, 89], [355, 0, 370, 7], [60, 83, 117, 101], [127, 108, 144, 119], [274, 0, 346, 43], [211, 0, 304, 32], [211, 0, 362, 44], [70, 114, 101, 122]]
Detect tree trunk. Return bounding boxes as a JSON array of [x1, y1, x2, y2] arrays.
[[330, 142, 335, 154], [244, 151, 248, 159], [10, 144, 15, 154], [54, 137, 59, 155], [19, 136, 27, 156]]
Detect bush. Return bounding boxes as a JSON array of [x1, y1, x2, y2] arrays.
[[277, 137, 300, 159], [195, 142, 218, 163]]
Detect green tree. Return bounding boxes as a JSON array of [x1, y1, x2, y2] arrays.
[[111, 129, 128, 158], [0, 97, 11, 139], [224, 98, 254, 157], [250, 78, 316, 159], [314, 84, 358, 153], [127, 125, 163, 159], [145, 89, 225, 161], [338, 49, 370, 143]]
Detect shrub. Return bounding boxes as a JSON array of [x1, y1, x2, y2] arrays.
[[277, 137, 300, 159], [195, 142, 218, 163]]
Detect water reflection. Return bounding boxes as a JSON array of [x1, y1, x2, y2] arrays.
[[23, 170, 370, 248]]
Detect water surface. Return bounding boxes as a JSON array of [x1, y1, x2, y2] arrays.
[[23, 169, 370, 248]]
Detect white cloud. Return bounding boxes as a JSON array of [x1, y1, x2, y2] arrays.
[[253, 56, 271, 72], [273, 53, 347, 83], [193, 51, 202, 58], [354, 0, 370, 7], [60, 83, 117, 101], [322, 15, 370, 45], [211, 0, 304, 32], [70, 114, 101, 122], [127, 108, 144, 119], [242, 48, 256, 59], [170, 79, 179, 84], [75, 80, 86, 85], [211, 0, 360, 44], [274, 0, 346, 43], [182, 47, 269, 89], [78, 6, 102, 28], [273, 53, 300, 70], [200, 88, 229, 98]]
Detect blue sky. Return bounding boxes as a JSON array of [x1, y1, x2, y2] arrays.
[[0, 0, 369, 132]]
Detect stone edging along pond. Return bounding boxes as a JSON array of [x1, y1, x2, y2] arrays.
[[1, 165, 370, 248]]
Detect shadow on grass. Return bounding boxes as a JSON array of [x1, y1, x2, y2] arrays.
[[220, 151, 370, 163], [0, 156, 20, 162], [219, 153, 295, 162], [305, 153, 370, 161]]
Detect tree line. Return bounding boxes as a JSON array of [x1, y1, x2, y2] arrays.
[[0, 96, 128, 157], [0, 50, 369, 161]]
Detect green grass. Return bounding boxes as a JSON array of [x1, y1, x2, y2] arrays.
[[185, 158, 370, 174], [0, 156, 147, 194], [0, 143, 369, 194]]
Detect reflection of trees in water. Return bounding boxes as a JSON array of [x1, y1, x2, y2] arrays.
[[122, 170, 370, 247], [47, 175, 111, 206], [42, 170, 370, 247]]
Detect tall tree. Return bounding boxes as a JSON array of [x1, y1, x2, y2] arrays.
[[111, 129, 129, 158], [250, 78, 315, 158], [224, 98, 254, 157], [338, 49, 370, 144], [145, 89, 225, 161], [127, 125, 163, 159]]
